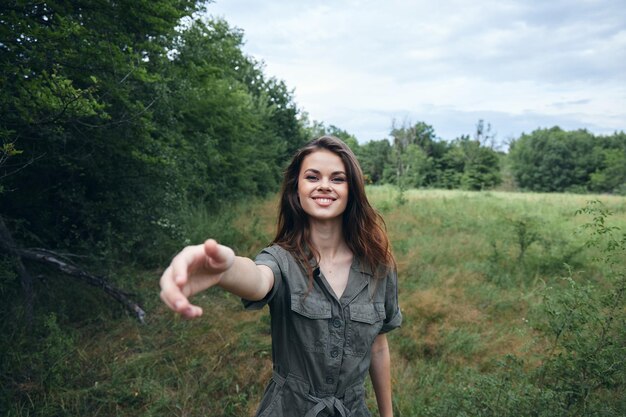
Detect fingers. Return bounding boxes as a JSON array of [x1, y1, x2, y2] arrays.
[[203, 239, 235, 271], [159, 240, 235, 320], [159, 266, 186, 310], [159, 287, 203, 318], [169, 244, 206, 285], [177, 301, 204, 319], [159, 249, 206, 319]]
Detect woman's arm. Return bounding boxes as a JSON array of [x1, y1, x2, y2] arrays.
[[159, 239, 274, 318], [369, 333, 393, 417]]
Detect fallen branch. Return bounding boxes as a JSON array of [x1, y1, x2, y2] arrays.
[[0, 238, 146, 323]]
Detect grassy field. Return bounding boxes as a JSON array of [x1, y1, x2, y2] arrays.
[[3, 187, 625, 416], [369, 187, 625, 415]]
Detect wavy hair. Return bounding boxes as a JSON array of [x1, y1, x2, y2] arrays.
[[273, 136, 395, 286]]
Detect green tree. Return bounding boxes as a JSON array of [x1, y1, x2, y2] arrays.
[[388, 121, 439, 185], [436, 143, 465, 189], [357, 139, 392, 184], [159, 18, 294, 206], [508, 127, 601, 192], [383, 121, 501, 190], [389, 120, 437, 151], [0, 0, 201, 262], [455, 135, 502, 190], [589, 132, 626, 194], [0, 5, 308, 265], [397, 144, 432, 188]]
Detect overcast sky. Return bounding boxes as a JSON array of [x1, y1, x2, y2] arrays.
[[207, 0, 625, 146]]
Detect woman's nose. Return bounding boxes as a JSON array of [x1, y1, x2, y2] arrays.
[[317, 179, 332, 190]]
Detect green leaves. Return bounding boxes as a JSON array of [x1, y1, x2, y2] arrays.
[[0, 4, 307, 266], [532, 200, 626, 414], [363, 121, 502, 190], [509, 127, 625, 193]]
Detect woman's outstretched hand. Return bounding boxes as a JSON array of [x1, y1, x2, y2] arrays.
[[159, 239, 235, 319]]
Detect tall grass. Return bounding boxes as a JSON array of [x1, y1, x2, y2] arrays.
[[367, 187, 625, 416], [1, 188, 624, 416]]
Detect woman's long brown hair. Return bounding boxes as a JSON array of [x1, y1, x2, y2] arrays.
[[273, 136, 395, 288]]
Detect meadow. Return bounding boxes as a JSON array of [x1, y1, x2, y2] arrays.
[[4, 187, 625, 416]]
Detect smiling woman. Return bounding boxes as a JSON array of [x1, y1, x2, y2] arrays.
[[159, 136, 402, 417], [298, 149, 349, 223]]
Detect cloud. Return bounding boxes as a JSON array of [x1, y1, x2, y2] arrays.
[[550, 99, 592, 108], [207, 0, 626, 143]]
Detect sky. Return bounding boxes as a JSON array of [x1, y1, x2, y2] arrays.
[[206, 0, 626, 146]]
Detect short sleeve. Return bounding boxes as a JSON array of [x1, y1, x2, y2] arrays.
[[241, 247, 282, 310], [379, 269, 402, 334]]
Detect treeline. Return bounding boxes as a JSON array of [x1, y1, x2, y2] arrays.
[[352, 120, 502, 191], [509, 127, 626, 194], [319, 122, 625, 195], [0, 1, 310, 265]]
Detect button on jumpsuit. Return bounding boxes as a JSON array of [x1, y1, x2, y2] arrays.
[[243, 245, 403, 417]]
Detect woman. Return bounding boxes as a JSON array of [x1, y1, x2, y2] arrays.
[[160, 136, 402, 417]]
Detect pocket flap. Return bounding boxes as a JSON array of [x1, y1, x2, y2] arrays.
[[349, 303, 383, 324], [290, 294, 332, 319]]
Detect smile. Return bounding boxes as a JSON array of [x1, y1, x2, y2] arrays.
[[312, 197, 336, 206]]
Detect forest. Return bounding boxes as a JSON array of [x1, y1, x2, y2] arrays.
[[1, 1, 625, 416]]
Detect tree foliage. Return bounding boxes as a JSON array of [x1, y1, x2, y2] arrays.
[[0, 2, 308, 266], [352, 120, 502, 190], [509, 127, 625, 194]]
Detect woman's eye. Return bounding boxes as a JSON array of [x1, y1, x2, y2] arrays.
[[332, 177, 346, 183], [306, 175, 318, 181]]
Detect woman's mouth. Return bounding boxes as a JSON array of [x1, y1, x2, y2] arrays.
[[312, 197, 335, 206]]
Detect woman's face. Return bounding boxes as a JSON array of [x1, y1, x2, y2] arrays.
[[297, 149, 349, 222]]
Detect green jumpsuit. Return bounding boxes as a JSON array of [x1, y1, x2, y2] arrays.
[[243, 245, 402, 417]]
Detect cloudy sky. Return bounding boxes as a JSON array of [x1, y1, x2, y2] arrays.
[[206, 0, 625, 146]]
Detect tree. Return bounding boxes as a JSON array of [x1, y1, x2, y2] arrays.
[[159, 18, 289, 205], [589, 132, 626, 194], [454, 135, 502, 190], [389, 120, 437, 152], [382, 121, 500, 190], [0, 3, 309, 325], [509, 127, 603, 192], [357, 139, 392, 184], [398, 144, 433, 188], [0, 0, 201, 262], [474, 119, 498, 150], [388, 120, 438, 185]]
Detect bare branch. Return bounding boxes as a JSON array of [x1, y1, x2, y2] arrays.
[[0, 153, 45, 180], [0, 235, 146, 323]]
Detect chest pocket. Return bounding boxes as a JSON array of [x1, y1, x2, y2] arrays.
[[289, 294, 332, 353], [345, 302, 385, 357]]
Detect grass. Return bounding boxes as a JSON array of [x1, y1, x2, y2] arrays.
[[1, 187, 625, 416], [368, 186, 625, 415]]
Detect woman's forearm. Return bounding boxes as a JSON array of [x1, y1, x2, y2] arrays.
[[218, 256, 274, 301], [369, 334, 393, 417]]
